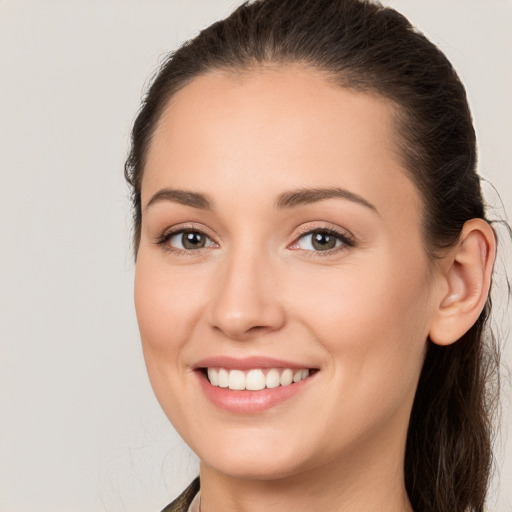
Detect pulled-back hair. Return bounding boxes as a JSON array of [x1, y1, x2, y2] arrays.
[[125, 1, 500, 510]]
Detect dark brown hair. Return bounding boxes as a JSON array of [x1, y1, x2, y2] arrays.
[[125, 1, 500, 510]]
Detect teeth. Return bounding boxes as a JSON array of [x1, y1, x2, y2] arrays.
[[246, 369, 266, 390], [207, 368, 219, 386], [218, 368, 229, 388], [228, 369, 246, 390], [206, 367, 312, 390], [280, 368, 293, 386], [265, 369, 280, 389]]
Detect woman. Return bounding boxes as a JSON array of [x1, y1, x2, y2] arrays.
[[125, 0, 501, 511]]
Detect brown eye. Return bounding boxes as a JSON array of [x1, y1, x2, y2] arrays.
[[166, 230, 215, 251], [293, 228, 353, 253], [182, 231, 206, 249], [311, 231, 338, 250]]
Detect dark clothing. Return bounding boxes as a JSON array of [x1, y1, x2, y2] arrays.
[[161, 478, 200, 512]]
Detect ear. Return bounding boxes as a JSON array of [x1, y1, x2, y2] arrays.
[[429, 219, 496, 346]]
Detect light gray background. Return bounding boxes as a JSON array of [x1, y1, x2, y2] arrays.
[[1, 1, 511, 511]]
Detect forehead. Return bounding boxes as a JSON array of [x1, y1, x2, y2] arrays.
[[143, 66, 421, 222]]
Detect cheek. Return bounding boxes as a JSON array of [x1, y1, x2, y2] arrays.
[[288, 254, 431, 409], [295, 256, 429, 342], [134, 255, 203, 374], [134, 254, 209, 428]]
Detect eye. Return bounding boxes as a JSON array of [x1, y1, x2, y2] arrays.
[[163, 229, 216, 251], [292, 228, 354, 252]]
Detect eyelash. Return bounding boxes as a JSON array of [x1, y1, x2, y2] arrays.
[[155, 224, 355, 257], [289, 226, 356, 257], [155, 224, 217, 256]]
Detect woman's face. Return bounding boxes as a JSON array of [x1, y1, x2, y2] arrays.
[[135, 67, 440, 480]]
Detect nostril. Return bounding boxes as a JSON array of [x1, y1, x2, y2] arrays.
[[248, 325, 271, 333], [211, 320, 281, 341]]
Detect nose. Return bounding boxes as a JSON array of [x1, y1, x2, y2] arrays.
[[206, 250, 286, 341]]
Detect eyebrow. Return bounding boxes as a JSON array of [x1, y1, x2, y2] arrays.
[[275, 187, 378, 213], [145, 188, 214, 211], [144, 186, 378, 214]]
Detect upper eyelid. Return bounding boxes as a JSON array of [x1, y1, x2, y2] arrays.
[[156, 222, 355, 248], [293, 232, 353, 247], [291, 223, 355, 241], [160, 223, 217, 241]]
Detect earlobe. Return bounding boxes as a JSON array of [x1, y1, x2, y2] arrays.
[[429, 219, 496, 346]]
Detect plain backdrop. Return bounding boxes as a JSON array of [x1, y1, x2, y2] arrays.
[[1, 1, 511, 511]]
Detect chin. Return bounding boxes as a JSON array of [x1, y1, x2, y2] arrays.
[[191, 430, 314, 481], [202, 453, 310, 481]]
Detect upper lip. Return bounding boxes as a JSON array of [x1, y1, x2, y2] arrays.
[[192, 356, 317, 371]]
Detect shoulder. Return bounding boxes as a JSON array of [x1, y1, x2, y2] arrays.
[[160, 478, 200, 512]]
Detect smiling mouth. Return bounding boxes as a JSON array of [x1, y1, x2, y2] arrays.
[[202, 367, 316, 391]]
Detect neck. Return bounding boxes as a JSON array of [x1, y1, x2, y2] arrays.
[[198, 432, 413, 512]]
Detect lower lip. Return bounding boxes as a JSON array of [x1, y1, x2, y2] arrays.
[[196, 371, 316, 414]]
